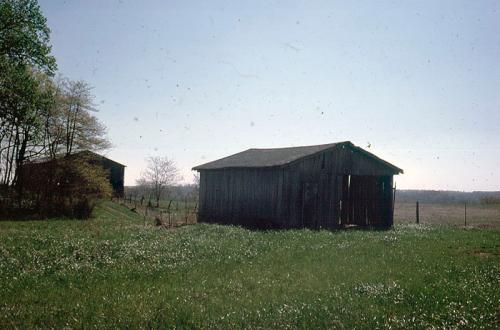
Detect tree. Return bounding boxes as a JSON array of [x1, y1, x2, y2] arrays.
[[191, 171, 200, 201], [0, 0, 56, 73], [0, 1, 113, 215], [58, 78, 110, 155], [41, 76, 66, 159], [0, 73, 111, 185], [193, 172, 200, 186], [137, 156, 180, 207], [0, 0, 56, 189], [0, 65, 55, 186]]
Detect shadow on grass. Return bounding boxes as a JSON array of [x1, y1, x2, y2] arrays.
[[0, 207, 91, 221], [199, 219, 392, 232]]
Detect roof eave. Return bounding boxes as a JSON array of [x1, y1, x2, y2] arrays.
[[349, 145, 403, 174]]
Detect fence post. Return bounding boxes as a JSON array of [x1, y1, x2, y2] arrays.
[[464, 202, 467, 227], [416, 201, 419, 224], [194, 203, 198, 223], [184, 199, 188, 224], [167, 200, 172, 227]]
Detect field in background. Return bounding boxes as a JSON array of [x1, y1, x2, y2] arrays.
[[0, 201, 498, 328], [115, 195, 500, 229], [395, 201, 500, 228]]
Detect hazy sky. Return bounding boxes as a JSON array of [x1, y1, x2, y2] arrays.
[[39, 0, 500, 191]]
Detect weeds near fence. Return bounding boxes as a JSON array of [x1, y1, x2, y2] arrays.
[[113, 195, 197, 228]]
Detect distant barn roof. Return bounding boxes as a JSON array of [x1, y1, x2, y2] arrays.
[[26, 150, 126, 167], [193, 141, 403, 173]]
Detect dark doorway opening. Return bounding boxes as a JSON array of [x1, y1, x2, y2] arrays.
[[339, 175, 393, 227]]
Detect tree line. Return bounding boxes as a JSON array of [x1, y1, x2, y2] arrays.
[[1, 0, 111, 217], [395, 190, 500, 204]]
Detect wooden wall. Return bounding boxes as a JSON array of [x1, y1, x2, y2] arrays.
[[100, 158, 125, 197], [198, 168, 285, 228]]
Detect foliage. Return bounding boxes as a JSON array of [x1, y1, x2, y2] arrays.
[[0, 0, 110, 213], [0, 0, 56, 73], [21, 155, 112, 218], [0, 202, 498, 328], [55, 156, 113, 218], [1, 73, 111, 182], [0, 64, 55, 185], [57, 78, 111, 155], [192, 171, 200, 197], [0, 0, 56, 186]]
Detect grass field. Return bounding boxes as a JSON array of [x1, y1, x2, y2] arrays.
[[0, 202, 499, 329]]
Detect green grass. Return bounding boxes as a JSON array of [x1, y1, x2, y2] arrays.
[[0, 202, 499, 329]]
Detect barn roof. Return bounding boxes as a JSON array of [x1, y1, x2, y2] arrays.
[[26, 150, 126, 167], [192, 141, 403, 173]]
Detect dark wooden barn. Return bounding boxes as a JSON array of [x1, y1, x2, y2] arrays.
[[23, 150, 125, 197], [193, 141, 403, 229]]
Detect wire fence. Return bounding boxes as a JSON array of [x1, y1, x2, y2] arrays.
[[113, 195, 198, 228], [394, 201, 500, 228]]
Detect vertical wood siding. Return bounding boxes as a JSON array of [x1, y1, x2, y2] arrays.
[[198, 144, 397, 228], [198, 168, 285, 227]]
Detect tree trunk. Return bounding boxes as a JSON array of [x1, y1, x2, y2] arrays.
[[14, 127, 30, 206]]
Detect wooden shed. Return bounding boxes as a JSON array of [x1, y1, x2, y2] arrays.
[[193, 141, 402, 229]]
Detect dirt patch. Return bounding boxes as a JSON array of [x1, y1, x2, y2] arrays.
[[476, 223, 500, 229], [472, 251, 499, 258]]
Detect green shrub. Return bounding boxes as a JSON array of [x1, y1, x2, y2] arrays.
[[22, 154, 112, 218]]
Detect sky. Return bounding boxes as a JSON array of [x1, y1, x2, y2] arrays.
[[38, 0, 500, 191]]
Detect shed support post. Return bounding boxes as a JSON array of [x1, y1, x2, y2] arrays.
[[392, 182, 396, 225]]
